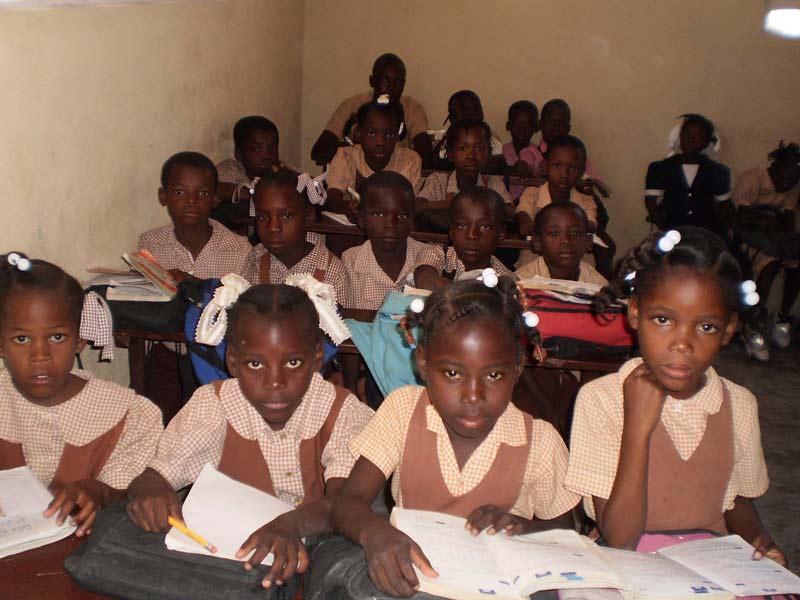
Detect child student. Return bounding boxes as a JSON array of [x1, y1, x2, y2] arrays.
[[0, 255, 162, 537], [342, 171, 441, 311], [242, 170, 350, 306], [566, 227, 786, 565], [645, 113, 732, 239], [415, 188, 515, 292], [311, 53, 431, 166], [327, 280, 579, 597], [503, 100, 540, 199], [514, 201, 608, 286], [417, 118, 513, 216], [138, 151, 253, 282], [326, 98, 421, 222], [127, 284, 374, 589], [733, 141, 800, 354]]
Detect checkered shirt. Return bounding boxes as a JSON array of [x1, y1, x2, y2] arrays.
[[327, 145, 422, 195], [417, 171, 513, 205], [517, 183, 597, 226], [80, 291, 115, 360], [0, 369, 163, 489], [515, 256, 608, 286], [350, 385, 578, 519], [565, 358, 770, 519], [149, 373, 373, 506], [423, 246, 514, 280]]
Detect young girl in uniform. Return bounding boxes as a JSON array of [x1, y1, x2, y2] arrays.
[[0, 254, 162, 536], [323, 278, 578, 598], [566, 227, 786, 567]]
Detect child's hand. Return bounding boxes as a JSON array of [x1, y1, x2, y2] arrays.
[[623, 363, 668, 438], [512, 160, 532, 177], [361, 521, 438, 597], [465, 505, 526, 536], [44, 479, 106, 537], [518, 220, 535, 237], [235, 514, 308, 589], [344, 198, 360, 224], [126, 469, 183, 532], [752, 532, 788, 566]]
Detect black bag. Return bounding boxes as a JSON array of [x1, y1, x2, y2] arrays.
[[65, 501, 296, 600]]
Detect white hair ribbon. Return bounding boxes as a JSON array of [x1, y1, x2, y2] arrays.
[[296, 172, 328, 206], [667, 123, 721, 157], [284, 273, 351, 345], [194, 274, 251, 346], [80, 291, 114, 361]]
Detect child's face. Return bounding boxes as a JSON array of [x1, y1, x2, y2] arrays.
[[417, 317, 521, 442], [628, 267, 736, 400], [545, 146, 586, 197], [0, 290, 85, 407], [534, 206, 591, 275], [359, 187, 413, 255], [226, 314, 322, 430], [360, 110, 398, 168], [539, 106, 570, 144], [769, 162, 800, 194], [235, 129, 279, 179], [506, 109, 538, 149], [158, 165, 216, 229], [449, 95, 483, 122], [679, 122, 711, 157], [370, 62, 405, 102], [253, 186, 311, 261], [448, 128, 490, 177], [450, 197, 503, 271]]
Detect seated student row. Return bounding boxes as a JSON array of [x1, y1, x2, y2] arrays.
[[0, 225, 786, 598]]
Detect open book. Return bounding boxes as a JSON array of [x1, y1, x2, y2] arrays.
[[391, 508, 800, 600], [165, 464, 296, 565], [0, 467, 76, 558]]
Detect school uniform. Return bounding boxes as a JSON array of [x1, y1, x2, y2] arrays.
[[351, 385, 577, 518], [0, 369, 163, 489], [565, 358, 769, 532], [534, 140, 601, 180], [514, 256, 608, 286], [423, 245, 515, 280], [148, 373, 373, 507], [137, 218, 252, 279], [325, 91, 429, 149], [242, 240, 351, 307], [341, 238, 441, 310], [645, 154, 731, 235], [417, 171, 513, 205], [326, 145, 422, 197]]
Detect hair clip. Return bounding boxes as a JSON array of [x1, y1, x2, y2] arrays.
[[7, 252, 31, 272], [624, 271, 637, 281], [376, 94, 390, 105], [479, 268, 498, 288], [285, 274, 351, 345], [398, 122, 405, 136], [657, 230, 681, 253], [740, 280, 760, 307], [522, 311, 539, 328], [195, 274, 251, 346], [409, 298, 425, 313], [296, 172, 328, 206]]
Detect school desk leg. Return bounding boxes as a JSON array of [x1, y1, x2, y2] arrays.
[[128, 337, 147, 397]]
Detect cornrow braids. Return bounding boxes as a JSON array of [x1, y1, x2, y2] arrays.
[[404, 277, 541, 363], [594, 226, 744, 318], [227, 284, 320, 345], [768, 141, 800, 167], [443, 118, 492, 153]]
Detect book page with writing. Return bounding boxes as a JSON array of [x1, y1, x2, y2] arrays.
[[599, 547, 733, 600], [658, 535, 800, 597], [0, 466, 75, 558], [559, 590, 627, 600], [485, 528, 627, 596], [165, 464, 295, 565], [389, 508, 522, 600]]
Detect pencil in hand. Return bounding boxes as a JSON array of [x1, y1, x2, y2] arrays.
[[168, 516, 218, 554]]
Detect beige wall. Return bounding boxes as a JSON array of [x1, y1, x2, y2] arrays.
[[301, 0, 800, 252], [0, 0, 304, 380]]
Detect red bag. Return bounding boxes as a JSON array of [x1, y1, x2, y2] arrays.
[[521, 290, 637, 357]]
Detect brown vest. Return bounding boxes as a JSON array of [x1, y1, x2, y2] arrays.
[[645, 383, 734, 535], [259, 251, 327, 285], [399, 390, 531, 518], [214, 381, 350, 505], [0, 415, 128, 487]]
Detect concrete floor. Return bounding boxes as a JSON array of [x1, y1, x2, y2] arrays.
[[714, 341, 800, 572]]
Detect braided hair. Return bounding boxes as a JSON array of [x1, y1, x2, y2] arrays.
[[768, 140, 800, 168], [343, 99, 406, 141], [443, 118, 492, 153], [594, 226, 743, 318], [228, 284, 320, 345], [404, 278, 541, 363]]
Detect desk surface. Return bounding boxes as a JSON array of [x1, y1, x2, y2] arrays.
[[0, 536, 107, 599]]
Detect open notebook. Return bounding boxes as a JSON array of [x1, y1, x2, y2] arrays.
[[165, 464, 296, 565], [391, 508, 800, 600], [0, 466, 76, 558]]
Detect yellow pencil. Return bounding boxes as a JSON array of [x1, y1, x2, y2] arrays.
[[168, 516, 218, 554]]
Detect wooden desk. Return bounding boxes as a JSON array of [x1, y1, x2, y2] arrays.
[[0, 536, 108, 599]]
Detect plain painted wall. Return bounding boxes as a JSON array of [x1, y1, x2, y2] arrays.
[[0, 0, 304, 380], [300, 0, 800, 252]]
